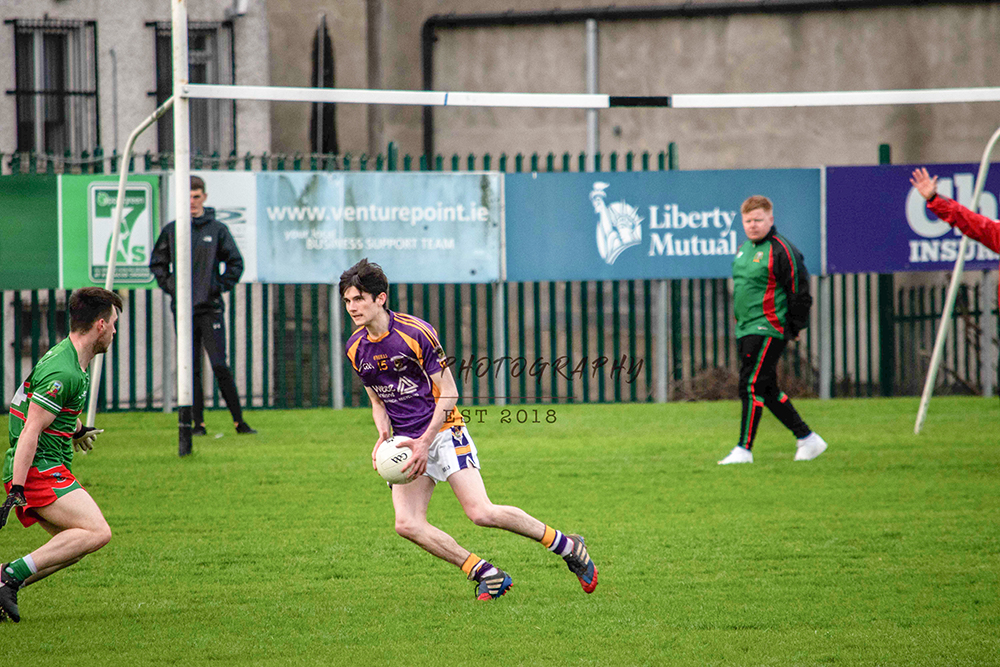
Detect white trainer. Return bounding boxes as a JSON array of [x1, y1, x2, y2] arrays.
[[718, 446, 753, 465], [794, 432, 828, 461]]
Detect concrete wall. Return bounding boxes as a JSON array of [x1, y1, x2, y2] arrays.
[[265, 0, 369, 156], [295, 0, 998, 168], [0, 0, 270, 158], [4, 0, 997, 167]]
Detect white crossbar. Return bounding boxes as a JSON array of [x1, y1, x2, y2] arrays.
[[184, 84, 611, 108], [183, 83, 1000, 109], [670, 87, 1000, 108]]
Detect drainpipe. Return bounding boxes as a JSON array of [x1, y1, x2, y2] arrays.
[[585, 18, 598, 171]]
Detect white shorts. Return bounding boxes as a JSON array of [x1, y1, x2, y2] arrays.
[[423, 425, 480, 484]]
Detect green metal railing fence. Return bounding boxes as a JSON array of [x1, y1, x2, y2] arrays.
[[2, 146, 998, 413], [2, 278, 994, 412]]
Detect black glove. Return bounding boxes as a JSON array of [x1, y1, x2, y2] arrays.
[[0, 486, 26, 530]]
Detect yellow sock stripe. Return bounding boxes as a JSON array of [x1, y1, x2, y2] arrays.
[[461, 553, 481, 576], [540, 525, 557, 548]]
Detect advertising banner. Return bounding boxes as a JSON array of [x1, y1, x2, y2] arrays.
[[60, 174, 160, 288], [826, 163, 1000, 273], [505, 169, 822, 281], [166, 171, 258, 282], [0, 175, 59, 289], [255, 172, 502, 284]]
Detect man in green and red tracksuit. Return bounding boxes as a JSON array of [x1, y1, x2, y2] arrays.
[[718, 195, 828, 465], [910, 167, 1000, 310]]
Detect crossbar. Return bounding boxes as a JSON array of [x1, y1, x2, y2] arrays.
[[182, 83, 1000, 109]]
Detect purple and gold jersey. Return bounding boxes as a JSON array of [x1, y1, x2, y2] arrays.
[[346, 311, 463, 438]]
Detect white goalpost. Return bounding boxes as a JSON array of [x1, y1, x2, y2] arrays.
[[82, 94, 175, 430], [913, 124, 1000, 435], [89, 0, 1000, 454]]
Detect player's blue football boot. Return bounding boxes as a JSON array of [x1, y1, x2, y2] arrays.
[[564, 535, 598, 594], [475, 568, 513, 600]]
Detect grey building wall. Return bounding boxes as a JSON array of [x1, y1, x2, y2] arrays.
[[4, 1, 996, 167], [0, 0, 271, 158], [415, 1, 1000, 168], [266, 0, 369, 156], [264, 0, 999, 168]]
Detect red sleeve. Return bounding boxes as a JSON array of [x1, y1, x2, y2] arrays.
[[927, 196, 1000, 253]]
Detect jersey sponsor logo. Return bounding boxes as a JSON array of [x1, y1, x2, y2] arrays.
[[592, 182, 643, 265], [45, 381, 63, 398], [397, 377, 420, 396], [371, 384, 396, 400]]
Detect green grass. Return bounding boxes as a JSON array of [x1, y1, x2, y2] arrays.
[[1, 396, 998, 665]]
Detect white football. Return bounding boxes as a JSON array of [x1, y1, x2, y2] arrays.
[[375, 436, 415, 485]]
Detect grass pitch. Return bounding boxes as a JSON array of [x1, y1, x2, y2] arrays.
[[1, 396, 998, 665]]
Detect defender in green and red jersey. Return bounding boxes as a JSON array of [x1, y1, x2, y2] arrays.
[[0, 288, 122, 623], [3, 338, 90, 494], [719, 196, 828, 465]]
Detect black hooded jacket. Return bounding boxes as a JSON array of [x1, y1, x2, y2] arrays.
[[149, 207, 244, 313]]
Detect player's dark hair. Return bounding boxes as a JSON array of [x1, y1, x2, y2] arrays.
[[191, 175, 206, 193], [69, 287, 123, 333], [339, 259, 389, 309]]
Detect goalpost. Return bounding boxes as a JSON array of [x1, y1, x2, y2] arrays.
[[913, 124, 1000, 435], [89, 0, 1000, 454], [82, 96, 175, 433]]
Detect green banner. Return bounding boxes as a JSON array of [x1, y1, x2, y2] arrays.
[[60, 175, 160, 288], [0, 175, 60, 289]]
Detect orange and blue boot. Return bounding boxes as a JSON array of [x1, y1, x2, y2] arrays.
[[564, 535, 598, 594], [475, 568, 513, 600]]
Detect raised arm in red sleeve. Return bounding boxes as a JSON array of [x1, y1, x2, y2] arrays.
[[927, 195, 1000, 253]]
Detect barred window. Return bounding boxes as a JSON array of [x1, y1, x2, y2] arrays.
[[6, 19, 99, 155], [150, 21, 236, 157]]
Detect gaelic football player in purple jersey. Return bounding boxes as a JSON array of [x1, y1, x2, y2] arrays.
[[340, 259, 597, 600]]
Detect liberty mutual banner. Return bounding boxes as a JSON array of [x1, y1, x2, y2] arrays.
[[505, 169, 822, 281], [256, 172, 502, 283], [826, 163, 1000, 273]]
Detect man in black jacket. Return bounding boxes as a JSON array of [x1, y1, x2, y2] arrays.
[[150, 176, 255, 436]]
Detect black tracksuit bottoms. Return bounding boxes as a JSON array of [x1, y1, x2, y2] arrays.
[[191, 310, 243, 425], [736, 334, 811, 450]]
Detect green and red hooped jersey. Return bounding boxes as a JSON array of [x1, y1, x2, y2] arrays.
[[3, 337, 89, 483], [732, 226, 812, 340]]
